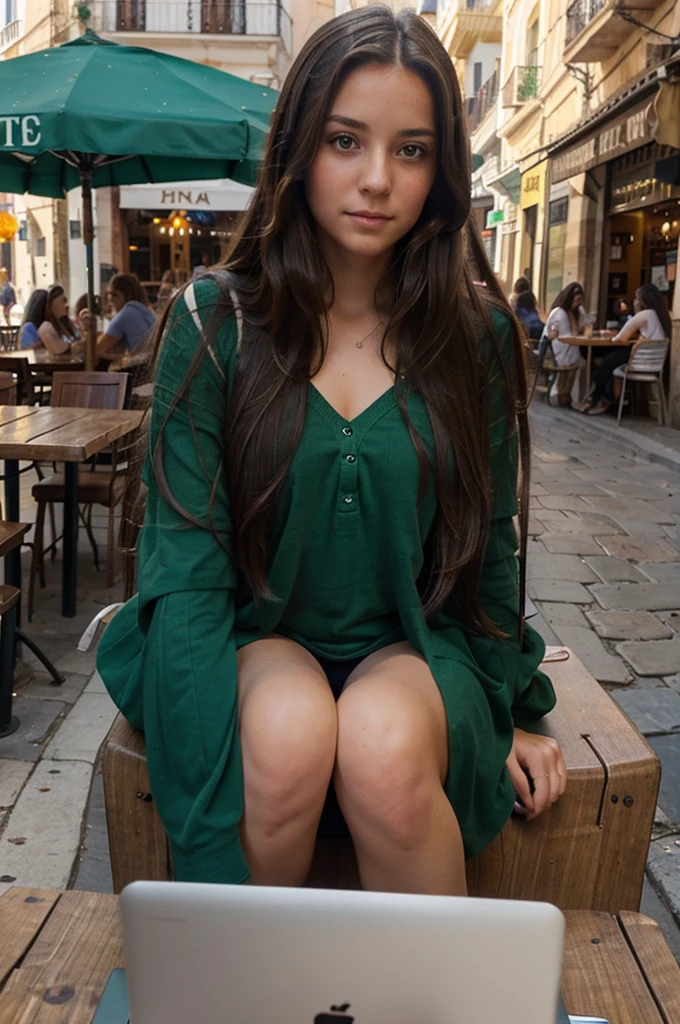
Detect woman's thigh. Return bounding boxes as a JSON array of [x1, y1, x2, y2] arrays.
[[334, 642, 449, 822], [237, 636, 338, 823]]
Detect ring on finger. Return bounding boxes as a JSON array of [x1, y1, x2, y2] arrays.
[[531, 773, 550, 781]]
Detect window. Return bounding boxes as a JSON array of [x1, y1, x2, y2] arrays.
[[527, 18, 539, 67], [473, 62, 483, 94], [36, 237, 46, 257], [69, 220, 82, 239]]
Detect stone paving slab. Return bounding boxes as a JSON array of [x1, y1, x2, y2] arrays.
[[0, 761, 34, 810], [641, 877, 680, 961], [617, 638, 680, 678], [536, 495, 594, 512], [0, 698, 66, 762], [638, 562, 680, 584], [43, 692, 119, 765], [537, 516, 626, 536], [17, 672, 91, 706], [586, 610, 673, 641], [527, 579, 594, 603], [612, 518, 669, 539], [526, 553, 599, 583], [539, 602, 590, 628], [72, 772, 114, 894], [550, 626, 633, 683], [540, 533, 604, 555], [612, 688, 680, 735], [584, 496, 674, 523], [648, 734, 680, 822], [0, 759, 93, 888], [595, 535, 679, 561], [590, 582, 680, 612], [647, 842, 680, 939], [583, 555, 648, 583]]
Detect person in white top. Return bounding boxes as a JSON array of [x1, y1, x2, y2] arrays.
[[585, 283, 671, 416], [543, 282, 586, 407]]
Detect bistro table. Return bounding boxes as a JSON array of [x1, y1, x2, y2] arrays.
[[0, 888, 678, 1023], [0, 406, 143, 618], [560, 332, 634, 395], [0, 350, 85, 404]]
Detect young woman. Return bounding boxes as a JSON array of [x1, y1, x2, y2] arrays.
[[22, 285, 79, 355], [97, 273, 156, 359], [98, 7, 565, 894], [544, 282, 586, 407], [586, 284, 671, 416], [514, 291, 544, 340]]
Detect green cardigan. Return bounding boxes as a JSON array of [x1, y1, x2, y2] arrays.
[[98, 279, 555, 883]]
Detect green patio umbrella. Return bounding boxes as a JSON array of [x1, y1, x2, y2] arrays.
[[0, 29, 277, 366]]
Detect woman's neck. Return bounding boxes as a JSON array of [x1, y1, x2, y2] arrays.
[[320, 234, 392, 321]]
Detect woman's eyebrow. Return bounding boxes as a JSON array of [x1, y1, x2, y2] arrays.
[[327, 114, 436, 138]]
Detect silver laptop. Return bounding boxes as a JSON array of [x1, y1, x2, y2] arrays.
[[120, 881, 565, 1024]]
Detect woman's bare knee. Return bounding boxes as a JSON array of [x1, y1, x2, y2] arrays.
[[238, 636, 337, 836]]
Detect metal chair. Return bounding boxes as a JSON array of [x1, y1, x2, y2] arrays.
[[527, 336, 576, 406], [613, 340, 669, 426]]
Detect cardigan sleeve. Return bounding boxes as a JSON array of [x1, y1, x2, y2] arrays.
[[98, 279, 250, 883], [478, 309, 556, 723]]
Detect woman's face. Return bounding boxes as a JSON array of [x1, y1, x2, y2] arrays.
[[305, 64, 438, 266], [633, 291, 643, 313], [108, 287, 126, 313], [572, 291, 583, 310], [49, 292, 69, 320]]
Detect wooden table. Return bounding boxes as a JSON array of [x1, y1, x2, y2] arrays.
[[0, 351, 85, 404], [560, 333, 633, 395], [0, 406, 143, 618], [0, 889, 677, 1023]]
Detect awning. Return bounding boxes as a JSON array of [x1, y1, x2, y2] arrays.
[[118, 178, 254, 212], [485, 165, 521, 206]]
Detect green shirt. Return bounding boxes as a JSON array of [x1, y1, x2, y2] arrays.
[[98, 278, 555, 884]]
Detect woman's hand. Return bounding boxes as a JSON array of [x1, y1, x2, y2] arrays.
[[506, 728, 567, 820]]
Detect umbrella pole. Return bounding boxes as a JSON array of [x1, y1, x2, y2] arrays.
[[80, 169, 96, 371]]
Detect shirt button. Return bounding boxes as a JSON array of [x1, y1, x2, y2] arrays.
[[342, 426, 353, 436], [343, 495, 353, 504], [345, 454, 357, 463]]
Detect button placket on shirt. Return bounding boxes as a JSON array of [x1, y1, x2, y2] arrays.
[[339, 425, 358, 512]]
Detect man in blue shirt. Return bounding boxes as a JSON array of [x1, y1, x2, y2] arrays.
[[97, 273, 156, 360]]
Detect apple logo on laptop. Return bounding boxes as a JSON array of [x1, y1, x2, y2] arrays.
[[314, 1003, 354, 1023]]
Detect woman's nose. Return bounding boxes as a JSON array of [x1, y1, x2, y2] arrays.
[[358, 148, 391, 194]]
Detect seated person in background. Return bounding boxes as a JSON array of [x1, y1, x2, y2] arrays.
[[585, 283, 672, 416], [20, 289, 48, 348], [509, 276, 530, 311], [26, 285, 80, 356], [543, 282, 586, 408], [614, 296, 632, 331], [0, 269, 16, 326], [97, 273, 156, 361], [74, 292, 102, 333], [155, 270, 177, 314], [514, 290, 545, 340]]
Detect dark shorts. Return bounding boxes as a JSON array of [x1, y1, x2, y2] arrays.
[[316, 654, 365, 701]]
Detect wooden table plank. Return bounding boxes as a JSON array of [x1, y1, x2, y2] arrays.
[[0, 407, 37, 427], [0, 522, 29, 558], [562, 910, 665, 1023], [0, 891, 122, 1023], [0, 408, 143, 462], [0, 888, 61, 987], [618, 911, 680, 1023]]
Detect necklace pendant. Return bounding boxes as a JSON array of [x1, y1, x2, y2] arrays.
[[356, 339, 364, 349]]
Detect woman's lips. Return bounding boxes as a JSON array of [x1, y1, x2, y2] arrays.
[[346, 212, 392, 229]]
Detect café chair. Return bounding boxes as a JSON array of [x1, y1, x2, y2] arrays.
[[0, 326, 19, 352], [613, 340, 669, 426], [0, 372, 16, 404], [27, 372, 129, 620]]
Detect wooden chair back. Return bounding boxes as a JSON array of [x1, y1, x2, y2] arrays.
[[50, 371, 128, 410], [0, 357, 35, 405], [0, 372, 16, 404], [0, 326, 19, 351]]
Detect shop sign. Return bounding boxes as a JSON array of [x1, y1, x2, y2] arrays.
[[551, 97, 657, 184], [520, 160, 547, 210], [486, 209, 504, 227]]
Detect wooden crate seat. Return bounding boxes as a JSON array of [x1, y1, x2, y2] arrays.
[[101, 648, 660, 912]]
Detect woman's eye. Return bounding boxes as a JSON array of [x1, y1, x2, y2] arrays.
[[331, 134, 356, 151], [400, 143, 426, 159]]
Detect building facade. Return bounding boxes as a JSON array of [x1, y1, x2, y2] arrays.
[[436, 0, 680, 425], [0, 0, 333, 310]]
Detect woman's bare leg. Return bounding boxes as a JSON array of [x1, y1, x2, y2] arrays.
[[334, 642, 466, 896], [237, 636, 337, 886]]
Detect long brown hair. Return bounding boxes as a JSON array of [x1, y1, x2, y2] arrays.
[[636, 283, 672, 339], [45, 285, 77, 339], [148, 6, 530, 636]]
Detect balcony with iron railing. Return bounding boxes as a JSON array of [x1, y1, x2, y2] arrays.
[[0, 18, 22, 53], [91, 1, 292, 52], [438, 0, 502, 60], [502, 65, 541, 107], [467, 67, 498, 133], [565, 0, 661, 63]]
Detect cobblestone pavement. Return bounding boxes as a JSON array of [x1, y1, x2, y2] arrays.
[[0, 412, 679, 958]]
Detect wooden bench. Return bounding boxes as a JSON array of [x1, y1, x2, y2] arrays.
[[101, 648, 660, 911]]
